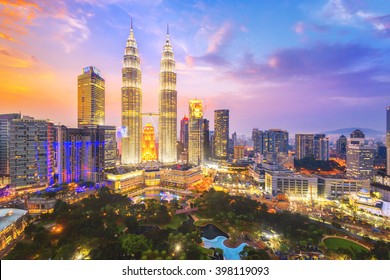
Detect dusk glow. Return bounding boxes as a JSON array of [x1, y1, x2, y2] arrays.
[[1, 0, 390, 134]]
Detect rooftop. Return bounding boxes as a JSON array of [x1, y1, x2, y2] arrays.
[[0, 208, 27, 232], [371, 182, 390, 192]]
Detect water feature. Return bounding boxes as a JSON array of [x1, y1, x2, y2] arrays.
[[202, 236, 248, 260]]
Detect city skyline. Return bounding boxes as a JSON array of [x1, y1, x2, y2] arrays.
[[1, 0, 390, 135]]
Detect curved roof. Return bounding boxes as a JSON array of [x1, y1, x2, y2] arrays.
[[0, 208, 27, 232]]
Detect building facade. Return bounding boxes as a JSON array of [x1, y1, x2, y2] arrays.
[[314, 134, 329, 160], [346, 131, 374, 179], [188, 100, 204, 165], [265, 172, 318, 199], [295, 134, 314, 160], [77, 66, 105, 128], [0, 115, 55, 188], [158, 29, 177, 164], [142, 123, 157, 162], [121, 24, 143, 164], [316, 175, 370, 198], [180, 115, 189, 151], [214, 109, 229, 160]]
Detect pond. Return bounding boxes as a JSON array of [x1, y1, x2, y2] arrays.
[[202, 236, 248, 260], [200, 224, 229, 239]]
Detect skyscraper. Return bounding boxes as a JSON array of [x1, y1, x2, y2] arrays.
[[214, 109, 229, 160], [346, 131, 374, 179], [180, 115, 189, 151], [0, 114, 55, 188], [295, 134, 314, 160], [77, 66, 105, 128], [252, 128, 261, 153], [188, 100, 203, 165], [336, 135, 347, 158], [159, 26, 177, 163], [203, 119, 210, 160], [387, 106, 390, 176], [314, 134, 329, 161], [122, 22, 142, 164]]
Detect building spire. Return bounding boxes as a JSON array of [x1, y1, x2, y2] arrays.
[[167, 23, 169, 35], [131, 17, 133, 30]]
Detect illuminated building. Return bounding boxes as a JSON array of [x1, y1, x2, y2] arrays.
[[122, 22, 142, 164], [160, 165, 202, 188], [214, 109, 229, 160], [253, 129, 289, 155], [159, 26, 177, 163], [180, 115, 189, 151], [55, 125, 117, 183], [346, 131, 374, 179], [77, 66, 105, 128], [0, 208, 27, 251], [349, 189, 389, 217], [203, 119, 211, 160], [188, 99, 204, 165], [315, 175, 370, 198], [106, 169, 145, 194], [265, 172, 318, 199], [336, 135, 347, 158], [234, 145, 245, 160], [142, 123, 157, 161], [387, 106, 390, 176], [295, 134, 314, 160], [0, 115, 55, 188], [314, 134, 329, 160], [0, 114, 21, 178]]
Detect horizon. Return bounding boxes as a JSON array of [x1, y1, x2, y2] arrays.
[[1, 0, 390, 135]]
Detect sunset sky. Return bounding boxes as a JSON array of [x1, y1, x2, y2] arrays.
[[1, 0, 390, 135]]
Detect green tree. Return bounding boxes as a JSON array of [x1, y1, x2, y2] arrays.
[[121, 234, 151, 259]]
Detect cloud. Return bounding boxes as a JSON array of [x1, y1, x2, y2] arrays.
[[207, 21, 232, 53], [0, 1, 90, 52], [320, 0, 390, 37]]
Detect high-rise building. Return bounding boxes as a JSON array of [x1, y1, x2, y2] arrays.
[[234, 145, 245, 160], [77, 66, 105, 128], [0, 113, 21, 177], [314, 134, 329, 160], [142, 123, 157, 162], [336, 135, 347, 158], [0, 114, 55, 188], [295, 134, 314, 160], [203, 119, 211, 161], [346, 131, 375, 179], [188, 100, 203, 165], [387, 106, 390, 176], [180, 115, 189, 151], [232, 132, 237, 147], [214, 109, 229, 160], [252, 128, 261, 153], [159, 27, 177, 163], [55, 125, 117, 184], [122, 23, 142, 164]]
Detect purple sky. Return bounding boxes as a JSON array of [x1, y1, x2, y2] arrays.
[[1, 0, 390, 135]]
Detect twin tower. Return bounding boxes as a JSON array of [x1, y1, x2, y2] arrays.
[[121, 22, 177, 165]]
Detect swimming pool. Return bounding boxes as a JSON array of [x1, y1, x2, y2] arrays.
[[202, 236, 248, 260]]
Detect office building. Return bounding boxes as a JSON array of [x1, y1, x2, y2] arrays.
[[265, 172, 318, 199], [346, 130, 375, 179], [214, 109, 229, 160], [77, 66, 105, 127], [387, 106, 390, 176], [295, 134, 314, 160], [314, 134, 329, 160], [188, 99, 203, 165], [234, 145, 245, 160], [180, 115, 189, 150], [336, 135, 347, 158], [0, 115, 55, 188], [56, 125, 116, 184], [315, 175, 370, 198], [203, 119, 211, 160], [122, 23, 142, 164], [159, 27, 177, 163]]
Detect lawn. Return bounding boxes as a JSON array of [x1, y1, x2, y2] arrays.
[[164, 214, 189, 229], [324, 237, 368, 252]]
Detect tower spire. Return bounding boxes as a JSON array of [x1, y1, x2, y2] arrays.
[[167, 23, 169, 35], [131, 17, 133, 30]]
